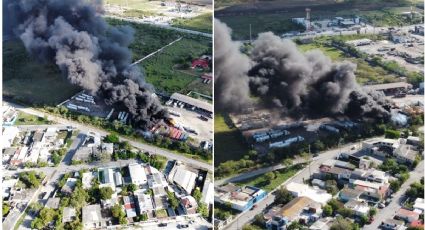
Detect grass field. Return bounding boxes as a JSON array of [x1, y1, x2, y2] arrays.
[[3, 41, 81, 106], [172, 13, 212, 33], [214, 113, 249, 165], [142, 38, 211, 95], [235, 164, 304, 192], [108, 18, 212, 95], [14, 112, 51, 125]]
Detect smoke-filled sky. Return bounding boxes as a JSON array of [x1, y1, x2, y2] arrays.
[[6, 0, 167, 128], [214, 19, 391, 120]]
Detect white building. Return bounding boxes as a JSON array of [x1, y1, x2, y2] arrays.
[[201, 180, 214, 205], [82, 172, 95, 189], [1, 126, 19, 148], [99, 168, 116, 191], [414, 198, 424, 214], [128, 163, 147, 186], [344, 200, 370, 216], [168, 165, 197, 194], [82, 204, 106, 229], [285, 182, 332, 205]]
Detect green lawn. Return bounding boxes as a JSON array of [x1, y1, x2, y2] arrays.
[[172, 13, 212, 33], [155, 209, 168, 218], [235, 164, 305, 192], [3, 41, 81, 106], [214, 113, 249, 165], [14, 112, 51, 126]]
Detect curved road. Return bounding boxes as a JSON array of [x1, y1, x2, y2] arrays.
[[5, 101, 212, 172]]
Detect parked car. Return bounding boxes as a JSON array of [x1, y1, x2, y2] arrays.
[[158, 223, 167, 227], [178, 224, 189, 228]]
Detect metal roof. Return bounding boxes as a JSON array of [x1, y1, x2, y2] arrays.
[[170, 93, 212, 113]]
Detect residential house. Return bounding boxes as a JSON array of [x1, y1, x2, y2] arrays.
[[135, 192, 154, 215], [128, 163, 147, 186], [123, 196, 137, 218], [381, 219, 404, 229], [201, 180, 214, 205], [339, 187, 363, 202], [286, 182, 332, 205], [344, 200, 370, 217], [214, 184, 267, 211], [309, 217, 334, 230], [180, 195, 198, 215], [45, 198, 60, 209], [62, 207, 76, 223], [82, 205, 106, 229], [413, 198, 424, 214], [395, 208, 420, 223], [168, 164, 197, 194], [265, 197, 322, 230], [61, 178, 77, 195]]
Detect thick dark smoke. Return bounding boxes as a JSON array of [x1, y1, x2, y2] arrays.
[[214, 19, 252, 111], [7, 0, 167, 128], [214, 19, 391, 120]]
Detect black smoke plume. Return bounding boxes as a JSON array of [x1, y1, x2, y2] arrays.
[[214, 19, 252, 111], [214, 19, 391, 120], [7, 0, 167, 128]]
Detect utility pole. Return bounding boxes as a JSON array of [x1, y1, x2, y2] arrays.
[[308, 144, 311, 179], [249, 24, 252, 44]]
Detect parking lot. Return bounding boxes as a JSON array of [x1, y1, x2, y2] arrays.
[[166, 106, 213, 145]]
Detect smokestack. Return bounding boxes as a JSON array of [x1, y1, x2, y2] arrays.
[[6, 0, 168, 129]]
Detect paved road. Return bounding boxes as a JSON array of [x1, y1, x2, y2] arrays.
[[222, 137, 379, 229], [106, 15, 212, 38], [5, 101, 212, 172], [364, 160, 424, 230]]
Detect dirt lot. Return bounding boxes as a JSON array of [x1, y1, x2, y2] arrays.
[[166, 105, 213, 145]]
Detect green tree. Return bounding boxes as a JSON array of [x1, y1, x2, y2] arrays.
[[385, 129, 401, 139], [193, 188, 202, 203], [323, 204, 333, 217], [264, 172, 276, 182], [368, 207, 377, 217], [274, 188, 294, 205], [197, 202, 209, 218], [104, 134, 119, 143], [127, 183, 138, 192], [2, 203, 10, 217], [167, 191, 179, 209], [99, 187, 114, 200]]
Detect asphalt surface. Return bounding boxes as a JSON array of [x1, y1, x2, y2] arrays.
[[5, 101, 212, 172], [364, 160, 424, 230]]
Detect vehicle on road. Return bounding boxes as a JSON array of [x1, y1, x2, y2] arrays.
[[178, 224, 189, 228], [378, 203, 385, 208], [158, 223, 167, 227]]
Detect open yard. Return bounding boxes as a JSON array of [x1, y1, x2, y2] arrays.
[[14, 112, 51, 126], [214, 113, 249, 165], [3, 40, 81, 106], [235, 164, 305, 192]]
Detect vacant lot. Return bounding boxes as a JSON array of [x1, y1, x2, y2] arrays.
[[172, 13, 212, 33], [3, 40, 81, 106], [14, 112, 51, 126], [214, 113, 249, 165], [108, 19, 212, 95], [235, 164, 304, 192]]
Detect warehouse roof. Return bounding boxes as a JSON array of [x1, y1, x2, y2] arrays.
[[170, 93, 212, 113]]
